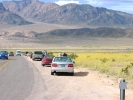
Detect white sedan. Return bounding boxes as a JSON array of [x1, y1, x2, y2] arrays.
[[51, 56, 74, 76]]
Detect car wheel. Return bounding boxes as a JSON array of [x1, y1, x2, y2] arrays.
[[51, 72, 54, 75], [42, 64, 45, 67], [71, 72, 74, 76], [32, 58, 35, 61]]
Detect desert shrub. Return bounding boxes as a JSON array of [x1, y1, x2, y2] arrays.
[[112, 59, 115, 62], [100, 58, 109, 63], [121, 63, 133, 75], [68, 53, 78, 60], [48, 52, 54, 55]]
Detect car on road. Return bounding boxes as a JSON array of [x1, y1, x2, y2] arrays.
[[32, 51, 43, 61], [16, 50, 21, 56], [41, 55, 54, 66], [51, 56, 74, 76], [0, 51, 8, 59], [9, 52, 14, 56]]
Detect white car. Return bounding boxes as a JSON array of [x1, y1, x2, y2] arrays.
[[16, 50, 21, 56], [51, 56, 74, 76]]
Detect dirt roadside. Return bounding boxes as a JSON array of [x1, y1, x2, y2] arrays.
[[25, 56, 133, 100]]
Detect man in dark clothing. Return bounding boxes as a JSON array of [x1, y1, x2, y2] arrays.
[[62, 52, 67, 56]]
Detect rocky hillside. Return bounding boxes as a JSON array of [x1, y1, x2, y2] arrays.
[[1, 0, 133, 27], [0, 3, 7, 13], [2, 0, 59, 18], [35, 4, 133, 27], [0, 3, 32, 25]]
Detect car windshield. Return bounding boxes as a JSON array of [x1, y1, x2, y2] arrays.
[[17, 51, 21, 53], [54, 57, 72, 62], [34, 51, 43, 54], [0, 51, 8, 54]]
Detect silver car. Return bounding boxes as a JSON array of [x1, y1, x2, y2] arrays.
[[51, 56, 74, 76], [32, 51, 43, 61]]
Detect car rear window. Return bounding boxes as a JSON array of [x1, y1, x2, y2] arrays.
[[54, 57, 72, 62], [34, 51, 43, 54]]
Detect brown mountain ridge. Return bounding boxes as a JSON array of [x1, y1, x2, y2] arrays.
[[0, 3, 32, 25], [1, 0, 133, 27]]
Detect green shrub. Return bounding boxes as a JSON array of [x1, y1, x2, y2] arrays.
[[68, 53, 78, 60]]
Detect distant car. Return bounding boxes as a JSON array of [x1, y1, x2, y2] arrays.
[[9, 52, 14, 56], [27, 52, 32, 57], [21, 52, 27, 56], [16, 50, 21, 56], [0, 51, 8, 59], [41, 55, 54, 66], [32, 51, 43, 61], [51, 56, 74, 76]]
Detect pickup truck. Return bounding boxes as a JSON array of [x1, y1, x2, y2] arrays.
[[32, 51, 43, 61]]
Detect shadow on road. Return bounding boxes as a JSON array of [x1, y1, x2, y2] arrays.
[[74, 72, 89, 77], [55, 72, 89, 77]]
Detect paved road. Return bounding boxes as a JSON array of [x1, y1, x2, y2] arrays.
[[0, 56, 36, 100], [0, 58, 9, 70]]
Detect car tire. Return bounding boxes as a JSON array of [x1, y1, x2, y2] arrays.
[[42, 64, 45, 67], [51, 72, 54, 75], [71, 72, 74, 76]]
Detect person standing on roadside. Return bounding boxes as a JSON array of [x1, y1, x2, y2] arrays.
[[43, 50, 47, 57], [62, 52, 67, 56]]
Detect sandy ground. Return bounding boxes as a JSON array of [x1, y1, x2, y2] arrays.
[[24, 56, 133, 100]]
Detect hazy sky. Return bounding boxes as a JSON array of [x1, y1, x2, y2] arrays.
[[0, 0, 133, 14]]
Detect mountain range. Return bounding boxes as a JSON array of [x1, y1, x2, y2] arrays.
[[0, 3, 32, 25], [0, 0, 133, 27]]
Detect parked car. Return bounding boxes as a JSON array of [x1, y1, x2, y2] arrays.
[[27, 52, 32, 57], [32, 51, 43, 61], [41, 55, 54, 66], [9, 52, 14, 56], [0, 51, 8, 59], [51, 56, 74, 76]]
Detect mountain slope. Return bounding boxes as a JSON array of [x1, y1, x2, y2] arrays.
[[2, 0, 133, 27], [2, 0, 59, 18], [0, 12, 32, 25], [35, 4, 133, 27], [0, 3, 32, 25], [38, 28, 133, 38], [0, 3, 7, 13]]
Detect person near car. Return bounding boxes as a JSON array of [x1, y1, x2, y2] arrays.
[[43, 50, 47, 57], [62, 52, 67, 56]]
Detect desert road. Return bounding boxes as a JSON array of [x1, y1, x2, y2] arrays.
[[0, 56, 46, 100], [0, 56, 133, 100]]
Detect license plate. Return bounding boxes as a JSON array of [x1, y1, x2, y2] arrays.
[[60, 64, 65, 67]]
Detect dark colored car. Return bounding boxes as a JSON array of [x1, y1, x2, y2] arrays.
[[9, 52, 14, 56], [41, 55, 54, 66], [0, 51, 8, 59]]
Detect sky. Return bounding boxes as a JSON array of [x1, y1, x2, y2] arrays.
[[0, 0, 133, 14]]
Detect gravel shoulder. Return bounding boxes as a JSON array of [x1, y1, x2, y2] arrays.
[[24, 56, 133, 100]]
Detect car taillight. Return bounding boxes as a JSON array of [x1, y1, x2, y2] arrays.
[[68, 64, 73, 67], [52, 63, 58, 67]]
